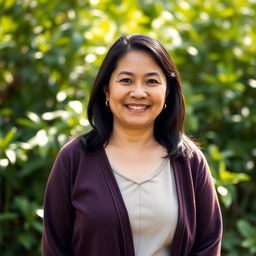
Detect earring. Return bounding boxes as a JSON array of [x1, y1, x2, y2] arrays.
[[105, 99, 109, 107], [163, 103, 167, 109]]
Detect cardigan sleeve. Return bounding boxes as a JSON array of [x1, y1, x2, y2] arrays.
[[189, 150, 223, 256], [42, 145, 74, 256]]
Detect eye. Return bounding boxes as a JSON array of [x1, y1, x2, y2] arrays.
[[119, 78, 132, 84], [146, 79, 159, 85]]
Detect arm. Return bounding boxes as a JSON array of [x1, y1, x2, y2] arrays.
[[42, 146, 74, 256], [190, 151, 223, 256]]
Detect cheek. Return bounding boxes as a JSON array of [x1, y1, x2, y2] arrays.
[[152, 88, 167, 103], [109, 87, 128, 101]]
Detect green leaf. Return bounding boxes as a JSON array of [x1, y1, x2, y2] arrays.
[[18, 232, 35, 250], [241, 238, 256, 248], [31, 221, 43, 233], [0, 212, 18, 221], [0, 127, 17, 150], [220, 169, 250, 184], [18, 158, 48, 177], [14, 197, 30, 215], [237, 219, 256, 238], [3, 0, 16, 10]]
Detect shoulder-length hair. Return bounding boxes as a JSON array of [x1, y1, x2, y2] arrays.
[[79, 34, 196, 158]]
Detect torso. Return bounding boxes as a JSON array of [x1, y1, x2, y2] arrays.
[[105, 139, 178, 256], [112, 158, 178, 256]]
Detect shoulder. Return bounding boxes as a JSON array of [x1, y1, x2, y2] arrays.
[[57, 137, 101, 166], [179, 135, 208, 167], [59, 137, 83, 155], [184, 146, 210, 176], [177, 145, 211, 182], [190, 147, 208, 166], [173, 142, 209, 174], [51, 137, 99, 182], [54, 137, 86, 168], [189, 148, 215, 192]]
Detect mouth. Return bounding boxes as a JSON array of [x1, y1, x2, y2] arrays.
[[125, 104, 150, 111]]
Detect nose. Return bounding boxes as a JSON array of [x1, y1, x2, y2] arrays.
[[129, 84, 147, 98]]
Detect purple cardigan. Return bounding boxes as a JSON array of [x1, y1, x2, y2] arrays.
[[42, 139, 222, 256]]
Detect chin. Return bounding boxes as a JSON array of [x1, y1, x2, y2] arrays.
[[125, 121, 152, 129]]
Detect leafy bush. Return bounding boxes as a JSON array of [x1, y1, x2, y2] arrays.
[[1, 0, 255, 255]]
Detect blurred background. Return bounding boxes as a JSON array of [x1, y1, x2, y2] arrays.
[[0, 0, 256, 255]]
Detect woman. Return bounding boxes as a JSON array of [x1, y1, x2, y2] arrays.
[[42, 34, 222, 256]]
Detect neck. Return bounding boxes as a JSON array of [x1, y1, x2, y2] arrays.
[[108, 125, 157, 150]]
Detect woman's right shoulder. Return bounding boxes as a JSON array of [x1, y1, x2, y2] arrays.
[[57, 135, 100, 159], [57, 137, 85, 161], [51, 137, 90, 177], [60, 137, 81, 151]]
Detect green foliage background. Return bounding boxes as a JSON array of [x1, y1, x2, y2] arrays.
[[0, 0, 256, 255]]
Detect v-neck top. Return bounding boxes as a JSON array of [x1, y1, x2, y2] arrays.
[[112, 158, 178, 256]]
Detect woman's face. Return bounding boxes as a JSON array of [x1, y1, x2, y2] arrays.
[[106, 50, 167, 131]]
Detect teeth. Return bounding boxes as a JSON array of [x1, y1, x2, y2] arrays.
[[127, 105, 147, 110]]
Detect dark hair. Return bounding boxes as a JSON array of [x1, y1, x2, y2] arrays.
[[79, 34, 196, 158]]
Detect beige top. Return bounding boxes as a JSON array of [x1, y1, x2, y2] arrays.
[[113, 158, 178, 256]]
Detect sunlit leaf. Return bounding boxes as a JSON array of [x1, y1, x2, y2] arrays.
[[0, 127, 17, 150], [1, 0, 256, 255], [237, 219, 256, 238]]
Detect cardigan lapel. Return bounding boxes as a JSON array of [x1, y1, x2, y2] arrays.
[[170, 158, 186, 256], [97, 147, 135, 256]]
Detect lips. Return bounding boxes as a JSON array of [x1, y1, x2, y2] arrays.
[[125, 104, 149, 111]]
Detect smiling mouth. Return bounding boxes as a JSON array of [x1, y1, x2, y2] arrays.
[[125, 104, 149, 110]]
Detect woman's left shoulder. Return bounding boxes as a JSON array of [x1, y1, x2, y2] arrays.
[[191, 147, 207, 163], [181, 138, 207, 165], [181, 140, 210, 174]]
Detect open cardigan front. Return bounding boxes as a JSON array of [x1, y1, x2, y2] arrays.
[[42, 139, 222, 256]]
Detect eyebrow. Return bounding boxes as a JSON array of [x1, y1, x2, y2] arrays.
[[117, 71, 161, 77]]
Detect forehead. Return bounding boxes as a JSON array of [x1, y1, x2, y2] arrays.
[[113, 50, 165, 76]]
